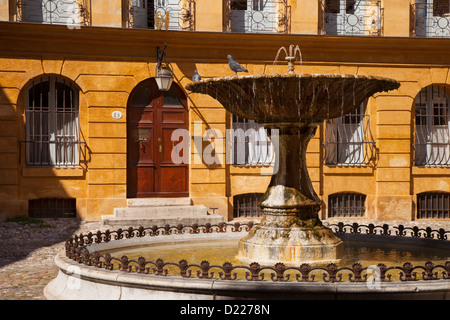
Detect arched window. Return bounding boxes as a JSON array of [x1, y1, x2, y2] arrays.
[[231, 114, 274, 166], [324, 101, 375, 166], [328, 192, 366, 218], [414, 85, 450, 166], [25, 76, 80, 167], [417, 192, 450, 219]]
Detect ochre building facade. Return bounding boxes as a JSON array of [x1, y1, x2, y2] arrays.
[[1, 0, 450, 222]]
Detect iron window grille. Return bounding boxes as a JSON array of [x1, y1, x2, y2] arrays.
[[126, 0, 195, 30], [231, 114, 275, 166], [29, 198, 76, 218], [417, 192, 450, 219], [23, 77, 82, 168], [414, 85, 450, 167], [225, 0, 290, 33], [16, 0, 90, 26], [323, 102, 376, 166], [233, 193, 263, 218], [411, 0, 450, 37], [319, 0, 383, 36], [328, 192, 366, 218]]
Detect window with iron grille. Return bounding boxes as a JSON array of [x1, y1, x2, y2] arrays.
[[323, 102, 376, 166], [25, 77, 80, 167], [226, 0, 290, 33], [128, 0, 195, 30], [328, 192, 366, 218], [412, 0, 450, 37], [28, 198, 76, 218], [414, 85, 450, 167], [321, 0, 383, 36], [233, 193, 263, 218], [417, 192, 450, 219], [231, 114, 274, 166], [17, 0, 89, 26]]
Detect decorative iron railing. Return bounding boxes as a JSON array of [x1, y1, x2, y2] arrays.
[[411, 2, 450, 37], [19, 140, 87, 168], [323, 115, 376, 166], [319, 0, 383, 36], [16, 0, 90, 26], [126, 0, 195, 31], [224, 0, 290, 33], [65, 222, 450, 283]]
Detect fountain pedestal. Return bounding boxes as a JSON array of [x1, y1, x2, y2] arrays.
[[236, 122, 343, 265]]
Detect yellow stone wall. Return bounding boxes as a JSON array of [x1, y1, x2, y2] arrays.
[[0, 1, 450, 223]]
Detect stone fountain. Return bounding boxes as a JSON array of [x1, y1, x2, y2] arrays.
[[185, 47, 400, 265]]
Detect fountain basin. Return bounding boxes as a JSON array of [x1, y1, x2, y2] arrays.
[[44, 223, 450, 300], [185, 73, 400, 122]]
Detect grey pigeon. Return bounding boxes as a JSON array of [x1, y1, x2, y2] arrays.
[[227, 55, 248, 75], [192, 70, 201, 82]]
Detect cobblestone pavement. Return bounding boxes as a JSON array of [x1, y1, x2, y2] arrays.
[[1, 218, 450, 300], [0, 219, 106, 300]]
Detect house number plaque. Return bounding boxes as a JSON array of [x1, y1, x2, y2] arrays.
[[112, 111, 123, 120]]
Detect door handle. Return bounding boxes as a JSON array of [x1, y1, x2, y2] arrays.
[[159, 144, 162, 153]]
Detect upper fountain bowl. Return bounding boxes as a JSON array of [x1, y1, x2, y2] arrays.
[[185, 73, 400, 123]]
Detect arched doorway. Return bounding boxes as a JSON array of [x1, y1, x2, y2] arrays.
[[127, 79, 189, 198]]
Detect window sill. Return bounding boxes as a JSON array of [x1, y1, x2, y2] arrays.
[[323, 166, 374, 175], [412, 166, 450, 176], [22, 167, 85, 177]]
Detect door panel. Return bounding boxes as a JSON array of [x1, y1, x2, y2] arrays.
[[127, 79, 188, 198]]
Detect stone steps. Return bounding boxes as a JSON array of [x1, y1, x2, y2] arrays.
[[101, 198, 223, 227]]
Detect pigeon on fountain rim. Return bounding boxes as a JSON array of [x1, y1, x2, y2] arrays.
[[227, 55, 248, 75]]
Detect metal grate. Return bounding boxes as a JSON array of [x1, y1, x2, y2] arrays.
[[127, 0, 195, 30], [320, 0, 383, 36], [225, 0, 290, 33], [417, 192, 450, 219], [29, 198, 76, 218], [231, 114, 274, 166], [323, 103, 376, 166], [328, 193, 366, 218], [24, 77, 81, 168], [414, 85, 450, 167], [411, 1, 450, 37], [233, 193, 263, 218]]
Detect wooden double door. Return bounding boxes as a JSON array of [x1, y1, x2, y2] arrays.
[[127, 79, 189, 198]]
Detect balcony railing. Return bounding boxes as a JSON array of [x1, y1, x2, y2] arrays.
[[319, 0, 383, 36], [323, 114, 376, 166], [126, 0, 195, 31], [16, 0, 90, 27], [411, 2, 450, 37], [225, 0, 290, 33]]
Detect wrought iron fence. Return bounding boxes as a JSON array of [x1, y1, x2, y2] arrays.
[[126, 0, 195, 31], [65, 222, 450, 283], [319, 0, 383, 36], [16, 0, 90, 26], [225, 0, 290, 33], [323, 114, 376, 166], [411, 2, 450, 37]]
